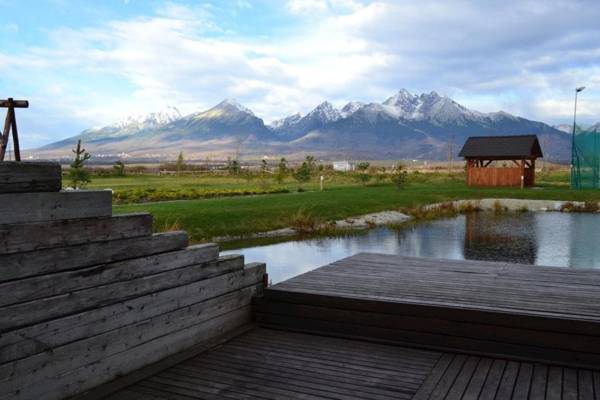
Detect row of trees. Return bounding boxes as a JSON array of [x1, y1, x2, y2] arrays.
[[68, 142, 408, 190], [227, 155, 408, 189]]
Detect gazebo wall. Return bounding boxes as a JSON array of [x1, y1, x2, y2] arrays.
[[467, 166, 534, 187]]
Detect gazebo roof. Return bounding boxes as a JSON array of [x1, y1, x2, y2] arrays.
[[458, 135, 543, 159]]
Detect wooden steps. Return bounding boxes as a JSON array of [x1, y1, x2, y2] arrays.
[[255, 253, 600, 369], [0, 162, 267, 400]]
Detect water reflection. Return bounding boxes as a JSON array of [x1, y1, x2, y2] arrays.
[[223, 212, 600, 284], [464, 213, 537, 264]]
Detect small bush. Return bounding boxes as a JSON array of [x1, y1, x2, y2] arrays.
[[287, 209, 322, 233], [391, 164, 408, 190], [493, 200, 507, 213], [458, 201, 481, 213]]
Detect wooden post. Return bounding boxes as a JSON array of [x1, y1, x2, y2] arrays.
[[0, 98, 29, 162], [520, 159, 525, 189]]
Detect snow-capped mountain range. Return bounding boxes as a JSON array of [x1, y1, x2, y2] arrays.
[[37, 90, 574, 161]]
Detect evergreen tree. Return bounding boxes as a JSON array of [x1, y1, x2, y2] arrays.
[[113, 160, 126, 177], [294, 161, 312, 184], [227, 157, 241, 175], [391, 162, 408, 189], [261, 159, 269, 175], [69, 139, 91, 189], [305, 155, 316, 173], [176, 152, 185, 174], [275, 157, 288, 184]]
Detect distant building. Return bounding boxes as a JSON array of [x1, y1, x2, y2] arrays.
[[332, 160, 355, 172], [459, 135, 543, 187]]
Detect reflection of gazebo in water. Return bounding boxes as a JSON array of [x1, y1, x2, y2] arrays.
[[459, 135, 543, 187], [463, 213, 537, 264]]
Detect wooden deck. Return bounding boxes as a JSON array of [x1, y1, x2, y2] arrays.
[[98, 253, 600, 398], [256, 253, 600, 368], [104, 328, 600, 399]]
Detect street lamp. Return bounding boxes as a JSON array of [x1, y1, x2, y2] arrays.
[[571, 86, 585, 189]]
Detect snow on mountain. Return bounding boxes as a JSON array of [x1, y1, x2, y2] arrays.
[[107, 106, 182, 130], [270, 113, 302, 129], [38, 91, 571, 161], [553, 124, 573, 134], [305, 101, 342, 123], [341, 101, 365, 117]]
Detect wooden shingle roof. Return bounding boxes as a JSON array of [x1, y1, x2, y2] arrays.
[[458, 135, 543, 159]]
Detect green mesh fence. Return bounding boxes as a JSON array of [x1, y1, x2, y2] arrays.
[[572, 125, 600, 189]]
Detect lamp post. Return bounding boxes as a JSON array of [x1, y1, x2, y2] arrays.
[[571, 86, 585, 189]]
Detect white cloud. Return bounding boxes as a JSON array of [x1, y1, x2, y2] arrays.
[[287, 0, 329, 14], [3, 0, 600, 147]]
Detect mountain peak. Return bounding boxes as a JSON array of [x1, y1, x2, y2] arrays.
[[383, 89, 418, 112], [213, 99, 255, 115], [307, 101, 341, 122]]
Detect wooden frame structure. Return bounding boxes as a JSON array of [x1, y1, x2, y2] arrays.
[[459, 135, 543, 187], [1, 98, 29, 161]]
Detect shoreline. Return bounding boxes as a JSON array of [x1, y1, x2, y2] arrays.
[[213, 198, 599, 244]]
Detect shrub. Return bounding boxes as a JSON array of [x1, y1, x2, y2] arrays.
[[294, 161, 312, 184], [354, 171, 372, 186], [391, 163, 408, 189], [493, 200, 507, 213]]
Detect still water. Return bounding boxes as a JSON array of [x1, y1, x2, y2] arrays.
[[224, 212, 600, 284]]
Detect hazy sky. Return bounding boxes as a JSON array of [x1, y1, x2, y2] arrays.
[[1, 0, 599, 148]]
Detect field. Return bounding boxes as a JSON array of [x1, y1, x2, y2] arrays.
[[91, 169, 600, 243]]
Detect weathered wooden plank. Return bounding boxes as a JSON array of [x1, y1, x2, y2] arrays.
[[0, 263, 265, 364], [5, 306, 253, 400], [0, 282, 262, 395], [578, 370, 595, 400], [424, 355, 466, 400], [0, 243, 219, 307], [546, 366, 563, 400], [0, 231, 189, 282], [461, 358, 493, 400], [562, 368, 578, 400], [495, 361, 519, 400], [444, 356, 479, 400], [0, 162, 61, 193], [72, 324, 254, 400], [0, 190, 112, 224], [255, 310, 600, 369], [478, 359, 506, 399], [0, 255, 247, 331], [0, 213, 152, 255], [529, 364, 548, 400], [511, 363, 533, 400], [255, 299, 600, 355]]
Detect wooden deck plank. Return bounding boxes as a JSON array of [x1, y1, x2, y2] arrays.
[[258, 253, 600, 368], [107, 328, 441, 400], [511, 363, 533, 400], [104, 327, 598, 400]]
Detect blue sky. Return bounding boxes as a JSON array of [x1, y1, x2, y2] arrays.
[[1, 0, 599, 148]]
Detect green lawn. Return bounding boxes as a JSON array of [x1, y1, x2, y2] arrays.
[[85, 173, 358, 203], [113, 170, 600, 242]]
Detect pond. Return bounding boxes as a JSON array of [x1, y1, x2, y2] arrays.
[[223, 212, 600, 284]]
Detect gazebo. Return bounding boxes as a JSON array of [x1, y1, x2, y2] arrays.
[[458, 135, 543, 187]]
